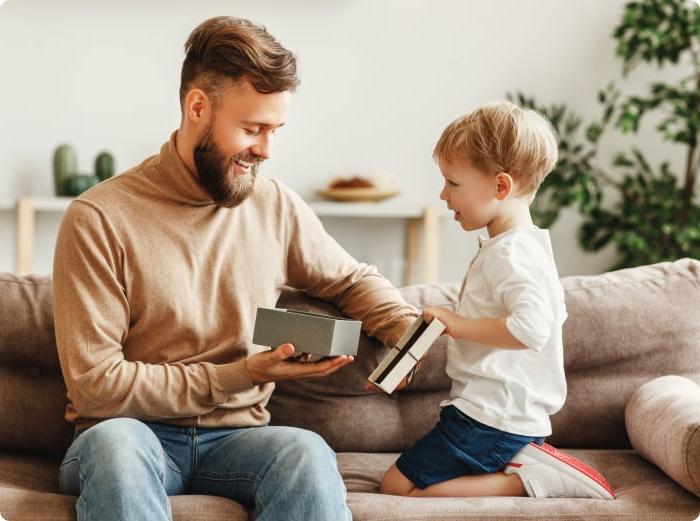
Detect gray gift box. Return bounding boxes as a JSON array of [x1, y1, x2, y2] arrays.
[[252, 307, 361, 357]]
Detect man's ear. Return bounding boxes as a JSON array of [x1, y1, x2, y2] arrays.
[[183, 88, 209, 124], [494, 172, 514, 201]]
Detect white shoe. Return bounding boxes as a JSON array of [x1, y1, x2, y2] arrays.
[[504, 442, 616, 500]]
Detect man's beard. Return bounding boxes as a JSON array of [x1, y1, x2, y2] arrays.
[[193, 125, 259, 208]]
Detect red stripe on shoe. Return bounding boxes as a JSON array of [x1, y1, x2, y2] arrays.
[[530, 442, 615, 497], [505, 462, 523, 468]]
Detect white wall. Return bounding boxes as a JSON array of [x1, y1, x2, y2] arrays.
[[0, 0, 688, 283]]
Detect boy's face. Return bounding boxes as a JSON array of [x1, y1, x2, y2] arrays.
[[438, 157, 499, 232]]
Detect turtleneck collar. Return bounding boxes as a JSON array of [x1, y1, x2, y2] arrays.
[[155, 130, 217, 206]]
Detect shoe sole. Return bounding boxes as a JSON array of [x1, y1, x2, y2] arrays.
[[518, 442, 616, 500]]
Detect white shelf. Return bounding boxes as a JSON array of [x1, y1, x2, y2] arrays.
[[24, 197, 73, 211], [308, 199, 436, 218], [0, 196, 73, 211], [2, 196, 448, 218], [5, 196, 443, 284]]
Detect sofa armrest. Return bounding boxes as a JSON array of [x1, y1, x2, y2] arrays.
[[625, 375, 700, 497]]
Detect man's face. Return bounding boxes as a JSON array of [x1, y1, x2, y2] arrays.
[[193, 80, 291, 207]]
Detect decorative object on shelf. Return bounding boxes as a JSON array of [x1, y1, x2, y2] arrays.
[[317, 169, 399, 202], [51, 146, 116, 196], [52, 144, 78, 197], [64, 175, 99, 197], [95, 151, 115, 181]]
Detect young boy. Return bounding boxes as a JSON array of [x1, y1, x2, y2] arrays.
[[379, 101, 615, 500]]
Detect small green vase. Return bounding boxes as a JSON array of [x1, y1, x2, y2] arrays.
[[53, 144, 78, 196], [64, 174, 99, 197]]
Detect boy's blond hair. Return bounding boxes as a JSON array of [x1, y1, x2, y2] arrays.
[[433, 101, 558, 197]]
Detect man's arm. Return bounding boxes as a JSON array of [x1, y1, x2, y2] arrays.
[[281, 184, 419, 346]]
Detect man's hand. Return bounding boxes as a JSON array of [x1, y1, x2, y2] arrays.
[[245, 343, 354, 385]]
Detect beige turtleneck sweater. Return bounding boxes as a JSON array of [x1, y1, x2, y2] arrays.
[[53, 131, 419, 431]]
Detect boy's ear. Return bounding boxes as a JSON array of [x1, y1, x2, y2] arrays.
[[494, 172, 513, 201]]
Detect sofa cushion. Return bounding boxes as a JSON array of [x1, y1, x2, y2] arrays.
[[1, 450, 698, 521], [554, 258, 700, 448], [270, 259, 700, 451], [0, 455, 249, 521], [0, 273, 58, 370], [339, 450, 700, 520], [625, 375, 700, 497], [0, 367, 73, 454]]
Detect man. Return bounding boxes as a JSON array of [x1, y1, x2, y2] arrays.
[[54, 16, 418, 521]]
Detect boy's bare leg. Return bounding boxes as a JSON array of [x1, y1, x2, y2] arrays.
[[381, 464, 526, 498]]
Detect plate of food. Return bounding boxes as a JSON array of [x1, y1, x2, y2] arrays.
[[317, 176, 400, 202]]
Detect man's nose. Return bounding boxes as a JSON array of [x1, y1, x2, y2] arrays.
[[251, 134, 272, 160]]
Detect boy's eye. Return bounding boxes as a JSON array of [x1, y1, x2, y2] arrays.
[[447, 180, 458, 187]]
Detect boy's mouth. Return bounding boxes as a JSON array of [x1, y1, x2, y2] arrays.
[[453, 211, 461, 220]]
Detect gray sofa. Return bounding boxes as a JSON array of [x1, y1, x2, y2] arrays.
[[1, 259, 699, 520]]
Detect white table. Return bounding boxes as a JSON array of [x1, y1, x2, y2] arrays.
[[4, 196, 443, 285]]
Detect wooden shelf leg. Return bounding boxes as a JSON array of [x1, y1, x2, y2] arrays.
[[16, 197, 35, 276], [403, 218, 420, 286], [422, 206, 439, 284], [403, 207, 440, 286]]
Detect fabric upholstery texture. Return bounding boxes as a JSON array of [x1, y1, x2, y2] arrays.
[[0, 260, 699, 519], [626, 374, 700, 498]]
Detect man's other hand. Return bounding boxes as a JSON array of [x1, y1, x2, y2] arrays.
[[245, 343, 354, 385]]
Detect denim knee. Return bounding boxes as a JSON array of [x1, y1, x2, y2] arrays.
[[61, 418, 166, 488], [274, 429, 338, 483]]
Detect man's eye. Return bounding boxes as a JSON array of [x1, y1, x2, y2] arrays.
[[243, 128, 259, 136]]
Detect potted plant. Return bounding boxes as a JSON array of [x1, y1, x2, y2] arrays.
[[514, 0, 700, 269]]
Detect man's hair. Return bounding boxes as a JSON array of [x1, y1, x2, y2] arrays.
[[433, 101, 558, 196], [179, 16, 299, 109]]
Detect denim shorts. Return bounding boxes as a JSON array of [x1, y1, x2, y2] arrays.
[[396, 405, 545, 489]]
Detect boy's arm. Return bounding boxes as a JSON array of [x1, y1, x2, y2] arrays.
[[424, 246, 559, 351], [423, 307, 526, 349]]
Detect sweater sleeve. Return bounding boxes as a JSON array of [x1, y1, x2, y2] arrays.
[[53, 201, 253, 422], [281, 185, 419, 347]]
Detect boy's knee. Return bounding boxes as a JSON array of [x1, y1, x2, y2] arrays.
[[380, 465, 414, 496]]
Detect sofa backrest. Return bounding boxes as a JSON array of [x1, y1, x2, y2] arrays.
[[0, 274, 73, 454], [268, 258, 700, 451], [0, 259, 699, 455]]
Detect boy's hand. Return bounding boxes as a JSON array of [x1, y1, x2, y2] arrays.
[[364, 360, 423, 393], [364, 376, 409, 393], [422, 306, 461, 338]]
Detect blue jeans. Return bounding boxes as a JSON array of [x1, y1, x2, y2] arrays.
[[397, 406, 544, 489], [58, 418, 352, 521]]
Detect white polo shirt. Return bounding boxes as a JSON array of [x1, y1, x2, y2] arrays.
[[441, 225, 568, 437]]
